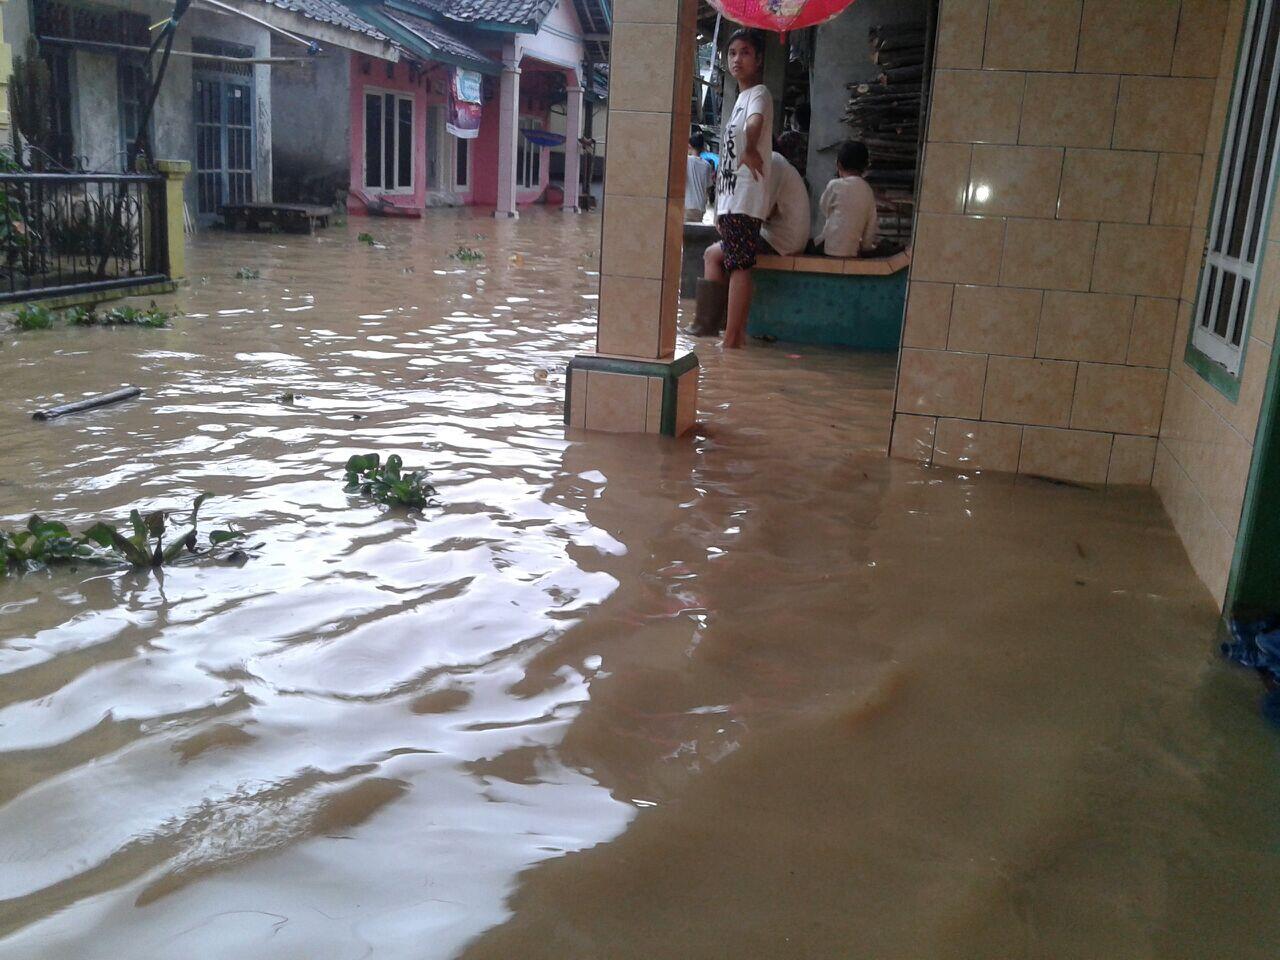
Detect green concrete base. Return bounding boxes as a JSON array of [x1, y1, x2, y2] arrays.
[[7, 279, 181, 312], [747, 269, 907, 350], [565, 352, 700, 436]]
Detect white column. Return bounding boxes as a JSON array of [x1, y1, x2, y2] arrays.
[[563, 75, 583, 213], [494, 50, 521, 219]]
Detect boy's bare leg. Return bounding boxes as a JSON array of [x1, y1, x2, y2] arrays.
[[724, 268, 753, 348], [703, 243, 727, 283]]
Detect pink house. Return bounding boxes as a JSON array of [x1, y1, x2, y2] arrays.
[[267, 0, 609, 217]]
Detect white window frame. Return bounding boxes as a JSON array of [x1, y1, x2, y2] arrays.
[[451, 133, 471, 191], [1192, 0, 1280, 375], [363, 88, 415, 195], [517, 115, 541, 190]]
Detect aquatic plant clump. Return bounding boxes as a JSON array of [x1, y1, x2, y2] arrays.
[[11, 303, 55, 330], [451, 245, 484, 263], [358, 232, 377, 245], [8, 302, 173, 330], [235, 267, 261, 280], [1, 493, 246, 575], [344, 453, 438, 509]]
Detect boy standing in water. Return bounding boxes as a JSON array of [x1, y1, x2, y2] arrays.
[[713, 29, 772, 349]]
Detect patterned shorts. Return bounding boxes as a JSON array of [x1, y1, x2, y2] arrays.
[[718, 213, 764, 272]]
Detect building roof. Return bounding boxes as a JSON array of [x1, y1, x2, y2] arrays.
[[256, 0, 387, 38], [386, 9, 498, 70], [394, 0, 556, 29]]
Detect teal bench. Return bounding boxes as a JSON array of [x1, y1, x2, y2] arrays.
[[747, 250, 911, 350]]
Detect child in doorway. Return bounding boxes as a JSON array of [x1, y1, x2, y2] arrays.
[[816, 140, 879, 258], [712, 28, 772, 348]]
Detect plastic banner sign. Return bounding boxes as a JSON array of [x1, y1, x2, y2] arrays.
[[447, 68, 483, 139]]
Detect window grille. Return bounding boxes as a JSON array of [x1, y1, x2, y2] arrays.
[[1193, 0, 1280, 375]]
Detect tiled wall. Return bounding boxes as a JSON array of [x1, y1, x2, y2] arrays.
[[891, 0, 1227, 486], [1154, 0, 1280, 603]]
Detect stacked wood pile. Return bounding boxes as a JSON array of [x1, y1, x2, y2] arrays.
[[843, 22, 927, 244]]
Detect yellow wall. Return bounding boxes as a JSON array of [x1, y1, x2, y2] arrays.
[[0, 0, 11, 132], [1154, 0, 1278, 604], [890, 0, 1227, 485]]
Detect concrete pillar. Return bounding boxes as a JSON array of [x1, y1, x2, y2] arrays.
[[495, 48, 521, 219], [564, 0, 699, 437], [0, 0, 11, 134], [563, 74, 583, 213], [154, 159, 190, 280]]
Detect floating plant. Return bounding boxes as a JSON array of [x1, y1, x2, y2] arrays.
[[10, 303, 55, 330], [344, 453, 438, 509], [2, 494, 246, 575], [235, 266, 261, 279], [358, 232, 377, 245], [450, 245, 485, 263]]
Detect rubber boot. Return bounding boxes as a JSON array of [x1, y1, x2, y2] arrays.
[[689, 278, 728, 336]]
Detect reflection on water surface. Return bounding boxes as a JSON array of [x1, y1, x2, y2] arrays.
[[0, 210, 1277, 959]]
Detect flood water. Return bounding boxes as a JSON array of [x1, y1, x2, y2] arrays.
[[1, 209, 1278, 959]]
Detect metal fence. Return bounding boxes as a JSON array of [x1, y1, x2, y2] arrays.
[[0, 172, 169, 302]]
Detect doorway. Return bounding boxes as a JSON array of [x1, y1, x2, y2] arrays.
[[194, 73, 254, 222]]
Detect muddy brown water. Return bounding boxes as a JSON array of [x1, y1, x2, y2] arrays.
[[0, 210, 1278, 959]]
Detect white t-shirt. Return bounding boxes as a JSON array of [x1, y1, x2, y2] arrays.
[[816, 175, 878, 257], [761, 153, 810, 255], [715, 84, 773, 221], [684, 154, 712, 213]]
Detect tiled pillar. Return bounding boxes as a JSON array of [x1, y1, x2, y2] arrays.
[[494, 48, 521, 219], [155, 159, 190, 281], [563, 75, 583, 213], [0, 0, 10, 133], [564, 0, 699, 436]]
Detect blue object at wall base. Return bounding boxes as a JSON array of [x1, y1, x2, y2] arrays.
[[747, 269, 907, 350]]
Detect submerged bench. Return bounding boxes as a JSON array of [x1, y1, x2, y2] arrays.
[[748, 249, 912, 350], [221, 203, 335, 234]]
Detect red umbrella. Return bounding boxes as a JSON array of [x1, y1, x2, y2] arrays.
[[707, 0, 857, 32]]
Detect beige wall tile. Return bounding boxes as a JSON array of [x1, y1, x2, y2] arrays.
[[1019, 73, 1119, 148], [1020, 426, 1113, 484], [597, 275, 664, 357], [1172, 0, 1231, 78], [1108, 434, 1158, 484], [890, 413, 938, 462], [1251, 239, 1280, 346], [1174, 299, 1194, 366], [1112, 76, 1215, 153], [914, 213, 1006, 285], [1128, 296, 1179, 365], [1151, 153, 1203, 226], [984, 0, 1082, 71], [933, 418, 1024, 472], [1001, 218, 1098, 292], [644, 377, 663, 433], [966, 144, 1063, 218], [568, 367, 587, 429], [674, 367, 698, 436], [903, 281, 954, 349], [1181, 228, 1207, 301], [603, 111, 673, 198], [948, 284, 1042, 356], [601, 195, 667, 279], [935, 0, 989, 69], [984, 355, 1078, 426], [1076, 0, 1179, 75], [897, 347, 988, 419], [1153, 442, 1233, 602], [928, 70, 1025, 144], [1160, 369, 1252, 534], [1093, 223, 1189, 298], [1036, 290, 1134, 363], [1232, 336, 1273, 444], [1071, 362, 1167, 435], [584, 370, 649, 432], [919, 142, 972, 215], [612, 0, 678, 23], [1057, 149, 1158, 223], [608, 22, 678, 114]]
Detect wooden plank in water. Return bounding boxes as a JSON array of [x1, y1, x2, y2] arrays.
[[33, 386, 143, 421]]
